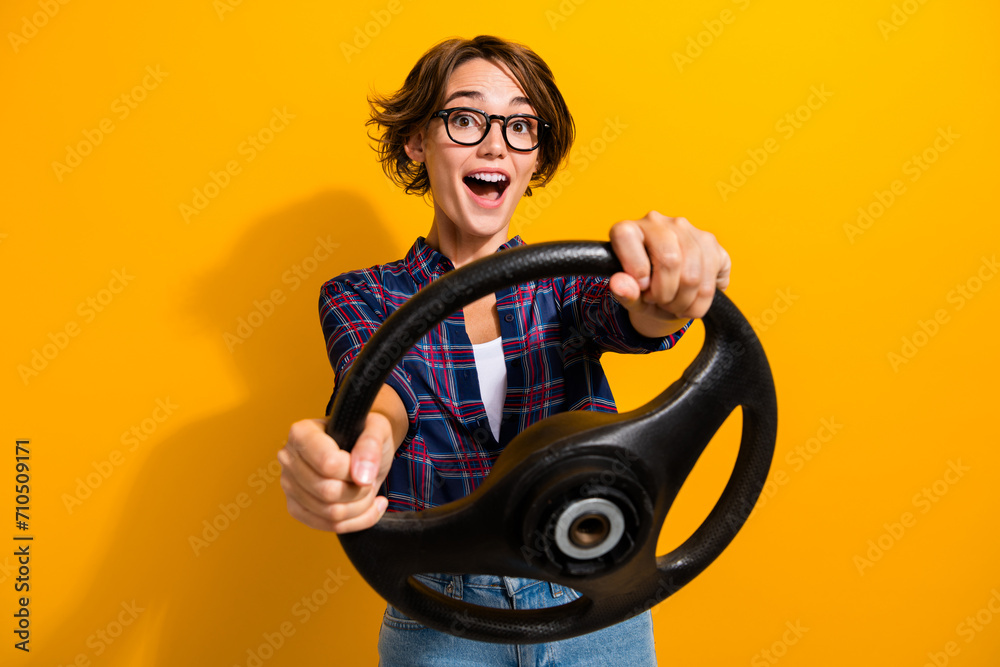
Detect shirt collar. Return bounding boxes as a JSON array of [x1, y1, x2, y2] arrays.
[[405, 235, 526, 283]]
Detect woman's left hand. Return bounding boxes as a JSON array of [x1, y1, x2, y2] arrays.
[[608, 211, 731, 337]]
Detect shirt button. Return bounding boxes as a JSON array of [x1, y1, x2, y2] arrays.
[[504, 314, 514, 322]]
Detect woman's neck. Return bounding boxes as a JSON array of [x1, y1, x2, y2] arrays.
[[425, 212, 510, 269]]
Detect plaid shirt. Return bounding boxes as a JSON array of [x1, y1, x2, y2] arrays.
[[321, 236, 689, 512]]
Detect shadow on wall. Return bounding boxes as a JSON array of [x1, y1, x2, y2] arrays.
[[44, 190, 403, 666]]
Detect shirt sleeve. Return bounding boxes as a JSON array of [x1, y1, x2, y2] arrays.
[[560, 275, 691, 354], [319, 273, 419, 448]]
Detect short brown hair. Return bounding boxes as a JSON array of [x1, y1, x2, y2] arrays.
[[367, 35, 575, 197]]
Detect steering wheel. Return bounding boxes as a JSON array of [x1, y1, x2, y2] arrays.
[[326, 241, 777, 644]]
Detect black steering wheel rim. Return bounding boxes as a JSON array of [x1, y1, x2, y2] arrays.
[[327, 241, 777, 644]]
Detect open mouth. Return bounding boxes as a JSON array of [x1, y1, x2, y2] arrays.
[[463, 171, 510, 203]]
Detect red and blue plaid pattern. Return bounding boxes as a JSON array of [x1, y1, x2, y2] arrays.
[[321, 236, 689, 512]]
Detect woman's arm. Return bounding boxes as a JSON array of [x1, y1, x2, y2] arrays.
[[624, 310, 690, 340]]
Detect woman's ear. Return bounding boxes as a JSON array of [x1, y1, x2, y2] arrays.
[[403, 130, 425, 164]]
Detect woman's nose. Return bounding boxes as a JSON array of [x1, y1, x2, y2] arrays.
[[479, 119, 506, 156]]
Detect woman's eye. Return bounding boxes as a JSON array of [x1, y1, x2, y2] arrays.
[[510, 120, 527, 134], [453, 114, 477, 127]]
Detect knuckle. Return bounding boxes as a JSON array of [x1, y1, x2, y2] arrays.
[[288, 499, 333, 532], [616, 219, 642, 241], [610, 219, 628, 232], [286, 497, 306, 521], [609, 224, 630, 247], [682, 262, 702, 283], [319, 447, 346, 477], [356, 433, 382, 454], [314, 451, 335, 476], [701, 230, 718, 245], [327, 502, 350, 524], [333, 517, 366, 535], [318, 479, 345, 503], [365, 411, 389, 432], [288, 419, 316, 447], [657, 247, 681, 270]]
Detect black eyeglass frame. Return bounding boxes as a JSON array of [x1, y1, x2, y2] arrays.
[[430, 107, 551, 152]]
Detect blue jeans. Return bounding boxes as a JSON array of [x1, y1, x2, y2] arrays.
[[377, 573, 657, 666]]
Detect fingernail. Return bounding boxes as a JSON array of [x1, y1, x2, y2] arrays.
[[355, 461, 377, 485], [638, 277, 650, 290]]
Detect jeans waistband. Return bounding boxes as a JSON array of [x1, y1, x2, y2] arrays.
[[413, 573, 561, 598]]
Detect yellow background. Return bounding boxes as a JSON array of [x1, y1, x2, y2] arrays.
[[3, 0, 999, 664]]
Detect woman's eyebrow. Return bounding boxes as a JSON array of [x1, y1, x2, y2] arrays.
[[443, 90, 532, 107]]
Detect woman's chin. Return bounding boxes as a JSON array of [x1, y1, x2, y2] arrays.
[[460, 213, 512, 239], [432, 190, 524, 242], [448, 203, 514, 237]]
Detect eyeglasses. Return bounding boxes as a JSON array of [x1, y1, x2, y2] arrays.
[[430, 107, 549, 152]]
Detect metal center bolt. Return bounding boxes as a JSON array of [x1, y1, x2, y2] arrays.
[[569, 513, 610, 547], [553, 498, 625, 560]]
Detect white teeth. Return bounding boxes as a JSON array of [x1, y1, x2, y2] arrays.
[[468, 172, 507, 183]]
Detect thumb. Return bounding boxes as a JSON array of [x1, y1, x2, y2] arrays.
[[609, 272, 643, 312], [350, 432, 383, 486]]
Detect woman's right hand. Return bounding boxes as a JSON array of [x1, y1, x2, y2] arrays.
[[278, 386, 407, 533]]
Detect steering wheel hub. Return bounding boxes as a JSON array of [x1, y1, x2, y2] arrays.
[[517, 451, 651, 578]]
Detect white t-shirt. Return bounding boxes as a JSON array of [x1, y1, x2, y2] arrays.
[[471, 337, 507, 441]]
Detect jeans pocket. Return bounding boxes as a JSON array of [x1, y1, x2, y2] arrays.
[[381, 603, 425, 630], [381, 574, 453, 630], [559, 584, 583, 601]]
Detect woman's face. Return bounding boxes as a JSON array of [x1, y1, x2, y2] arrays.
[[405, 58, 539, 240]]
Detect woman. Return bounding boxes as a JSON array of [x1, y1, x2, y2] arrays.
[[277, 35, 730, 665]]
